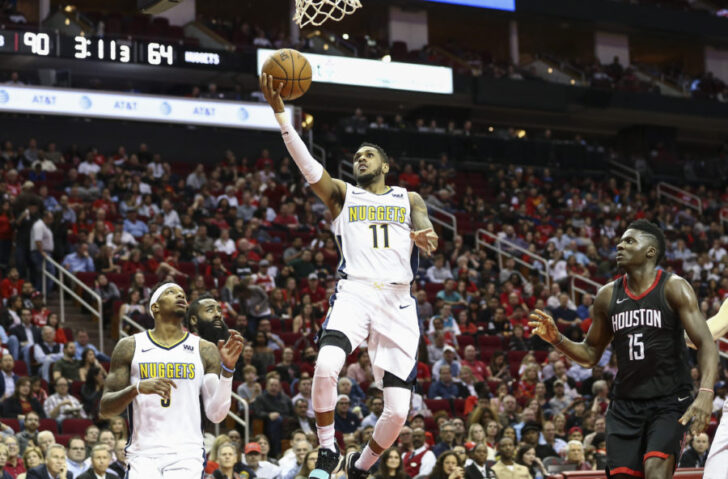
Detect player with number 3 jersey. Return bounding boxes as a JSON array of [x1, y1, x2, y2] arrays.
[[529, 220, 718, 479], [260, 73, 438, 479]]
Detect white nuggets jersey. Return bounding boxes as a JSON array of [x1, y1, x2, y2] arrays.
[[126, 331, 204, 459], [331, 184, 416, 284]]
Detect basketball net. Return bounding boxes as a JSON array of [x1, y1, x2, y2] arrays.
[[293, 0, 362, 27]]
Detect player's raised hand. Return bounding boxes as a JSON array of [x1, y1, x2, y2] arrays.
[[218, 330, 245, 371], [679, 391, 712, 434], [528, 309, 561, 344], [410, 228, 438, 256], [138, 378, 176, 399], [259, 73, 285, 114]]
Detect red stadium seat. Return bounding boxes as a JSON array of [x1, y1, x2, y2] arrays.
[[424, 399, 451, 413], [39, 418, 59, 434], [61, 418, 93, 435], [55, 434, 73, 447], [70, 381, 83, 399], [12, 360, 28, 376], [0, 418, 20, 432], [478, 336, 503, 349]]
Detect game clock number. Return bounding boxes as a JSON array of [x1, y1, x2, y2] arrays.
[[74, 36, 132, 63]]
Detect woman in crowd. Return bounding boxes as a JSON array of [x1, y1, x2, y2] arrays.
[[466, 424, 485, 446], [46, 313, 67, 344], [109, 416, 128, 443], [374, 447, 410, 479], [80, 365, 105, 419], [78, 348, 107, 382], [2, 377, 44, 419], [428, 451, 463, 479], [16, 446, 43, 479], [29, 377, 47, 407], [516, 445, 547, 479], [295, 449, 318, 479]]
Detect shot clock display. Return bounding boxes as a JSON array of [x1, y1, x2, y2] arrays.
[[0, 29, 223, 68]]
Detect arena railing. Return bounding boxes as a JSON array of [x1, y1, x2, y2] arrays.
[[42, 254, 104, 354], [476, 229, 551, 289], [119, 314, 250, 442], [338, 159, 355, 183], [656, 182, 702, 215], [568, 273, 603, 305], [608, 160, 642, 193]]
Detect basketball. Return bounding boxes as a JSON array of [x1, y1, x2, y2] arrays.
[[261, 48, 312, 101]]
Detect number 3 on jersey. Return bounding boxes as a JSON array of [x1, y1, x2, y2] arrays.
[[628, 333, 644, 360], [369, 224, 390, 249]]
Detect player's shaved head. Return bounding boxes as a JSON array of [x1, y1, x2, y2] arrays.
[[625, 219, 665, 264]]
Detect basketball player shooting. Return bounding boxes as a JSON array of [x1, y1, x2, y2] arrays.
[[260, 73, 438, 479], [99, 283, 244, 478], [685, 297, 728, 478], [529, 220, 718, 479]]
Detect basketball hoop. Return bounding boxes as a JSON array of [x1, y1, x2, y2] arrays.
[[293, 0, 362, 28]]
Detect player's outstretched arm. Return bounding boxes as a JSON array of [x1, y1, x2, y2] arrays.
[[199, 331, 244, 423], [99, 336, 177, 419], [408, 192, 438, 256], [686, 297, 728, 349], [259, 74, 346, 217], [667, 276, 718, 434], [529, 283, 614, 368]]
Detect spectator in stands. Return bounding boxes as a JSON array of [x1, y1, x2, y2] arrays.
[[122, 209, 148, 239], [291, 376, 313, 420], [460, 346, 489, 382], [65, 437, 86, 478], [33, 326, 63, 382], [72, 329, 108, 364], [497, 395, 518, 428], [427, 255, 453, 284], [19, 446, 43, 478], [77, 443, 117, 479], [678, 432, 709, 468], [80, 365, 104, 419], [15, 410, 39, 454], [44, 376, 86, 422], [428, 450, 463, 479], [244, 441, 280, 479], [431, 421, 456, 458], [29, 211, 55, 293], [2, 377, 44, 419], [361, 396, 384, 429], [109, 440, 126, 478], [280, 439, 311, 479], [347, 350, 374, 385], [51, 342, 79, 382], [333, 394, 360, 434], [432, 345, 461, 381], [252, 376, 293, 457], [547, 381, 570, 416], [1, 269, 23, 302], [290, 398, 316, 437], [94, 275, 120, 324], [275, 347, 299, 384], [564, 441, 590, 471], [4, 435, 24, 477], [374, 447, 408, 479], [61, 243, 94, 273], [258, 319, 284, 352], [404, 427, 436, 478], [26, 443, 70, 479], [464, 443, 496, 479], [515, 445, 546, 479], [535, 421, 565, 459], [0, 354, 17, 399], [544, 361, 576, 397], [429, 364, 459, 400], [491, 437, 529, 479]]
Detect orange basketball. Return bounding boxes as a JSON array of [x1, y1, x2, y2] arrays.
[[261, 48, 312, 101]]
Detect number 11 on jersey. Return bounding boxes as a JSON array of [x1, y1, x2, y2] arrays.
[[369, 224, 390, 249]]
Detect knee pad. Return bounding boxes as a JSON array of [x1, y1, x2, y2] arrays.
[[312, 345, 346, 412], [371, 387, 412, 449]]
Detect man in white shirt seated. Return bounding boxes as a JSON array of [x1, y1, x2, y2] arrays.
[[403, 428, 436, 479], [244, 442, 282, 479], [280, 439, 311, 479], [33, 326, 64, 382], [43, 377, 87, 422]]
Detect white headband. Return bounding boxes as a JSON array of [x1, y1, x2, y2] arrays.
[[149, 283, 182, 316]]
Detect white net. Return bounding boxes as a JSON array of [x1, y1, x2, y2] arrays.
[[293, 0, 362, 28]]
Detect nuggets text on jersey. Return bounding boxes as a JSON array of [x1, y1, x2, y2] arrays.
[[138, 362, 196, 380], [347, 205, 407, 223]]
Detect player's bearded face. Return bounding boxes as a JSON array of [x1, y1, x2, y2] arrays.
[[355, 161, 383, 186], [198, 316, 230, 343]]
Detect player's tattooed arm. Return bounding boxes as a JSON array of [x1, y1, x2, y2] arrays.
[[200, 339, 222, 376], [529, 282, 614, 368], [408, 191, 438, 256], [99, 337, 136, 418]]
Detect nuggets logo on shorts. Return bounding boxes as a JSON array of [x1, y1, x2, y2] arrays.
[[138, 362, 196, 380]]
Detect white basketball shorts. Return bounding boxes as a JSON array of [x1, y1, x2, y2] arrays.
[[125, 452, 204, 479], [323, 278, 419, 386], [704, 398, 728, 479]]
